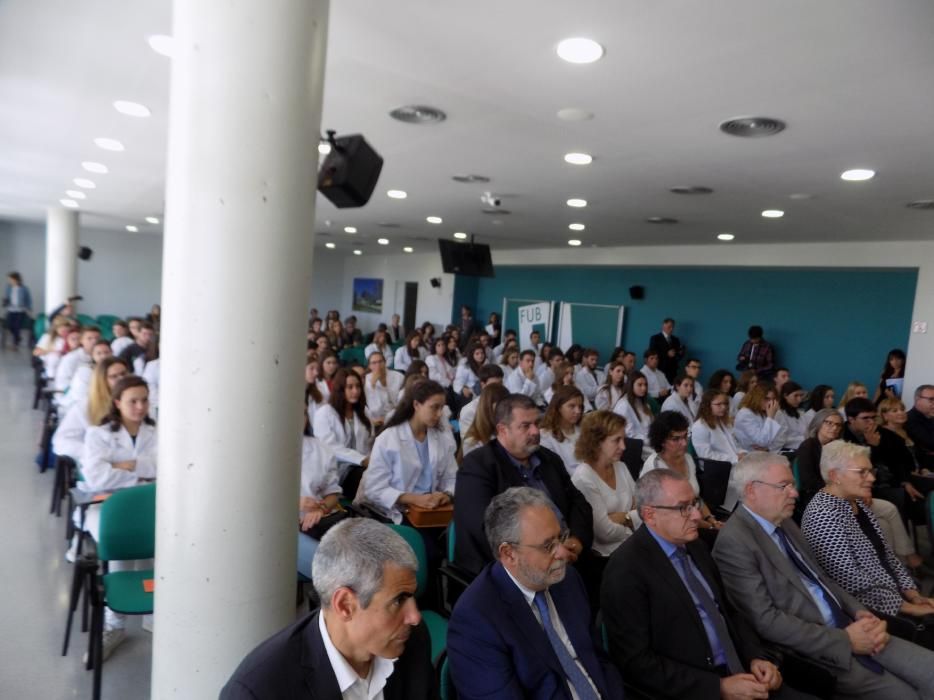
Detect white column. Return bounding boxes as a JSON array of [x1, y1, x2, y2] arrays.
[[151, 0, 329, 696], [44, 207, 78, 314], [905, 260, 934, 399]]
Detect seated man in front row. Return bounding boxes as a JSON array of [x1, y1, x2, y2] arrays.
[[221, 519, 435, 700], [448, 487, 623, 700], [713, 452, 934, 699], [603, 468, 814, 699]]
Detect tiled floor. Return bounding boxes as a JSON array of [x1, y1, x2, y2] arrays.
[[0, 349, 151, 699]]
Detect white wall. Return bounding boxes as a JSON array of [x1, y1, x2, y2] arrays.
[[307, 249, 344, 317]]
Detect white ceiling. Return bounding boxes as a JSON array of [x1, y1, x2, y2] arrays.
[[2, 0, 934, 255]]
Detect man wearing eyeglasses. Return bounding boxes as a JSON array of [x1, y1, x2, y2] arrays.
[[448, 487, 623, 700], [906, 384, 934, 470], [713, 453, 934, 698], [602, 469, 806, 699]]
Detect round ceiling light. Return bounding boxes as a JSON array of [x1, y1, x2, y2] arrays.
[[564, 152, 593, 165], [566, 198, 587, 208], [73, 178, 96, 189], [318, 143, 331, 155], [94, 138, 125, 152], [389, 105, 447, 124], [840, 168, 875, 182], [353, 249, 362, 256], [403, 246, 414, 253], [569, 223, 586, 231], [646, 216, 679, 224], [147, 34, 174, 57], [113, 101, 151, 118], [325, 242, 336, 249], [145, 216, 160, 224], [557, 107, 594, 122], [60, 199, 79, 208], [377, 238, 390, 245], [387, 190, 407, 199], [82, 161, 108, 174], [344, 226, 357, 233], [568, 239, 582, 247], [556, 37, 605, 64], [126, 225, 138, 232], [453, 232, 468, 240], [65, 190, 86, 200], [717, 233, 735, 241], [426, 216, 443, 224], [761, 209, 784, 218]]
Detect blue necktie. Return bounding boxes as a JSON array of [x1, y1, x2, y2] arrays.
[[532, 591, 601, 700]]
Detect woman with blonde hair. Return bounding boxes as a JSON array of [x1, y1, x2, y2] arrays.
[[539, 385, 585, 475], [837, 380, 869, 416], [53, 357, 130, 461], [594, 361, 627, 411], [733, 384, 785, 452], [730, 369, 758, 416], [462, 382, 510, 456]]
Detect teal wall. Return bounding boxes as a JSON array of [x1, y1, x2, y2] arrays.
[[461, 266, 918, 396]]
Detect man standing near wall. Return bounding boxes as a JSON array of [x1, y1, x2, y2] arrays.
[[649, 318, 684, 384], [2, 271, 32, 349]]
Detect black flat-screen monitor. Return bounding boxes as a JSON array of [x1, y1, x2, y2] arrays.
[[438, 239, 495, 277]]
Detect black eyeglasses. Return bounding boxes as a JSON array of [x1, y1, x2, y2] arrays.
[[649, 499, 701, 518], [752, 480, 796, 493], [506, 528, 570, 556]]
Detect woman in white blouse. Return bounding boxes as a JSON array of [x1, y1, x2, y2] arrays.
[[612, 371, 653, 454], [730, 369, 758, 416], [296, 425, 342, 576], [661, 374, 697, 425], [363, 329, 395, 369], [453, 343, 486, 401], [539, 385, 585, 475], [312, 369, 374, 498], [363, 350, 404, 428], [304, 357, 328, 429], [498, 347, 520, 381], [775, 381, 808, 451], [691, 390, 744, 463], [393, 331, 426, 373], [425, 336, 455, 389], [571, 410, 639, 558], [733, 384, 785, 452], [594, 361, 627, 412]]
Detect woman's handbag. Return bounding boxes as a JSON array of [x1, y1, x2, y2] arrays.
[[301, 508, 352, 540]]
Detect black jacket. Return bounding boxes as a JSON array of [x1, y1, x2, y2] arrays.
[[906, 407, 934, 470], [649, 332, 684, 382]]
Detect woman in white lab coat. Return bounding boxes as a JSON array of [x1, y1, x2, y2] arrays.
[[142, 357, 160, 419], [776, 381, 809, 451], [539, 385, 585, 475], [462, 382, 510, 456], [363, 329, 395, 369], [363, 350, 405, 427], [661, 375, 697, 425], [425, 336, 455, 389], [304, 357, 328, 430], [296, 411, 343, 576], [53, 357, 129, 461], [612, 371, 654, 455], [393, 331, 426, 373], [357, 379, 457, 525], [733, 384, 786, 452], [312, 369, 374, 498], [731, 370, 758, 416], [594, 361, 627, 411], [691, 389, 744, 463], [453, 343, 486, 401]]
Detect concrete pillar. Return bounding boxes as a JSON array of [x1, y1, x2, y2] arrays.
[[151, 0, 329, 696], [44, 207, 78, 314], [905, 260, 934, 399]]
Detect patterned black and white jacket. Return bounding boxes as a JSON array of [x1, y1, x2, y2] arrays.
[[801, 489, 916, 617]]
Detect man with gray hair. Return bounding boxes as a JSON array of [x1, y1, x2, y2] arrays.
[[448, 487, 623, 699], [906, 384, 934, 470], [713, 452, 934, 698], [221, 519, 435, 699]]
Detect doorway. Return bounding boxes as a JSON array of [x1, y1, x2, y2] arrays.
[[402, 282, 418, 334]]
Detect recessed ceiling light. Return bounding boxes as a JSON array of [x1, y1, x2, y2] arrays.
[[403, 246, 414, 253], [82, 161, 108, 174], [789, 193, 812, 200], [377, 238, 389, 245], [564, 152, 593, 165], [841, 168, 875, 182], [556, 37, 605, 64], [761, 209, 784, 218], [557, 107, 594, 122], [344, 226, 357, 234], [568, 239, 582, 247], [426, 216, 442, 224], [73, 178, 96, 189], [719, 116, 786, 138], [566, 198, 587, 208], [451, 175, 490, 183], [65, 190, 86, 200], [60, 199, 79, 208], [453, 232, 468, 240], [646, 216, 679, 224], [318, 143, 331, 155], [353, 249, 362, 256], [569, 223, 586, 231], [389, 105, 447, 124], [113, 101, 151, 118], [94, 138, 125, 152], [387, 190, 407, 199], [147, 34, 174, 57], [325, 242, 336, 249], [906, 199, 934, 210], [145, 216, 160, 224], [126, 225, 139, 232], [717, 233, 735, 241]]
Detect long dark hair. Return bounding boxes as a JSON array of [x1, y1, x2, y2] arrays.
[[707, 369, 735, 395], [624, 370, 653, 418], [328, 369, 371, 432], [384, 379, 446, 431], [404, 330, 422, 360], [465, 342, 485, 376], [807, 384, 833, 412], [780, 381, 803, 418], [105, 375, 155, 431], [880, 349, 906, 380], [305, 359, 323, 404]]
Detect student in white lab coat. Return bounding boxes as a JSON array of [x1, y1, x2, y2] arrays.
[[357, 379, 457, 525], [594, 361, 627, 412], [611, 371, 654, 452], [733, 383, 786, 452], [317, 351, 340, 401], [363, 350, 405, 427], [691, 390, 744, 464], [574, 349, 603, 403], [55, 326, 101, 398], [458, 364, 505, 437], [776, 381, 809, 451], [363, 329, 395, 370], [312, 369, 374, 498], [730, 369, 758, 416], [296, 414, 343, 576], [142, 358, 160, 419], [109, 319, 133, 356], [535, 348, 566, 393], [62, 339, 113, 412], [453, 343, 486, 402], [539, 385, 585, 475], [304, 357, 328, 430], [78, 374, 158, 652], [54, 357, 129, 462], [393, 331, 426, 373], [661, 375, 697, 425], [498, 347, 520, 382], [462, 382, 510, 456], [802, 384, 835, 426], [505, 349, 540, 400], [425, 336, 456, 389], [638, 349, 671, 399]]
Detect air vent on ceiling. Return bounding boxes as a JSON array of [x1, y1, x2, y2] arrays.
[[719, 116, 786, 138], [377, 222, 401, 228], [646, 217, 679, 224], [482, 209, 511, 215], [452, 174, 491, 183], [670, 186, 714, 195], [906, 199, 934, 210], [389, 105, 447, 124]]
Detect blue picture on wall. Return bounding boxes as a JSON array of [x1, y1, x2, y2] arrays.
[[352, 277, 383, 313]]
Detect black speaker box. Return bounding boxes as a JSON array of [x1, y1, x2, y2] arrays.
[[317, 134, 384, 208], [629, 285, 644, 300], [78, 246, 93, 261]]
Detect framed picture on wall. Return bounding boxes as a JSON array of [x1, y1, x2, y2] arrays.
[[352, 277, 383, 313]]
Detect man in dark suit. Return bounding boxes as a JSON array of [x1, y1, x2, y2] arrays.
[[454, 394, 593, 577], [648, 318, 684, 384], [906, 384, 934, 470], [603, 468, 810, 699], [713, 453, 934, 698], [221, 520, 436, 699], [448, 487, 624, 699]]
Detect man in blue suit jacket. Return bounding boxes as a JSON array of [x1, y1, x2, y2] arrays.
[[448, 487, 624, 700]]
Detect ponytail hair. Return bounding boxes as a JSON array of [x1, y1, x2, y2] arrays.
[[105, 375, 154, 431], [384, 379, 446, 431]]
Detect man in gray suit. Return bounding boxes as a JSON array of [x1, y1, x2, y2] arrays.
[[713, 452, 934, 699]]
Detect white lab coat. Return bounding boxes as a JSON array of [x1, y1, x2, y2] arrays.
[[542, 387, 594, 413], [612, 397, 652, 443], [52, 399, 91, 461], [426, 355, 455, 388], [312, 404, 373, 466], [572, 462, 640, 557], [730, 392, 745, 417], [540, 427, 581, 475], [111, 336, 134, 356], [364, 370, 405, 422], [364, 343, 394, 369], [458, 396, 479, 437], [299, 437, 342, 501], [733, 409, 785, 452], [594, 386, 623, 412], [357, 422, 457, 523], [691, 419, 741, 463], [775, 410, 809, 450], [453, 362, 480, 396], [640, 452, 701, 497], [80, 423, 158, 493], [143, 359, 160, 418], [55, 348, 91, 393], [662, 393, 696, 424], [506, 369, 540, 401], [575, 366, 602, 401], [640, 365, 671, 398], [393, 346, 426, 372]]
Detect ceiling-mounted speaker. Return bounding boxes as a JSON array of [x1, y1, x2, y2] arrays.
[[78, 246, 93, 261], [628, 285, 644, 300], [317, 132, 384, 208], [430, 277, 442, 289]]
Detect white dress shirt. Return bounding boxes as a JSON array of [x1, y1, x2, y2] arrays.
[[539, 427, 581, 475], [319, 612, 395, 700], [639, 365, 671, 398]]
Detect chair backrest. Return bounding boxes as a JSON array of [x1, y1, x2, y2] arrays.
[[77, 313, 97, 328], [622, 438, 644, 482], [33, 313, 47, 338], [439, 656, 456, 700], [97, 483, 157, 562], [697, 458, 732, 509], [388, 523, 427, 598], [446, 522, 456, 562], [791, 458, 801, 489]]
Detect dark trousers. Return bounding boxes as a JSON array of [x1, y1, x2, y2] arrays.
[[6, 311, 26, 346]]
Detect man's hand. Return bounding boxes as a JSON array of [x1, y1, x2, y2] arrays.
[[904, 482, 924, 502], [846, 616, 889, 655], [749, 659, 782, 691], [864, 425, 881, 447], [113, 460, 137, 472], [719, 674, 769, 699], [562, 535, 583, 563]]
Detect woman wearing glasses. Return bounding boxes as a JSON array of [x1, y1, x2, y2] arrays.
[[801, 440, 934, 649]]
